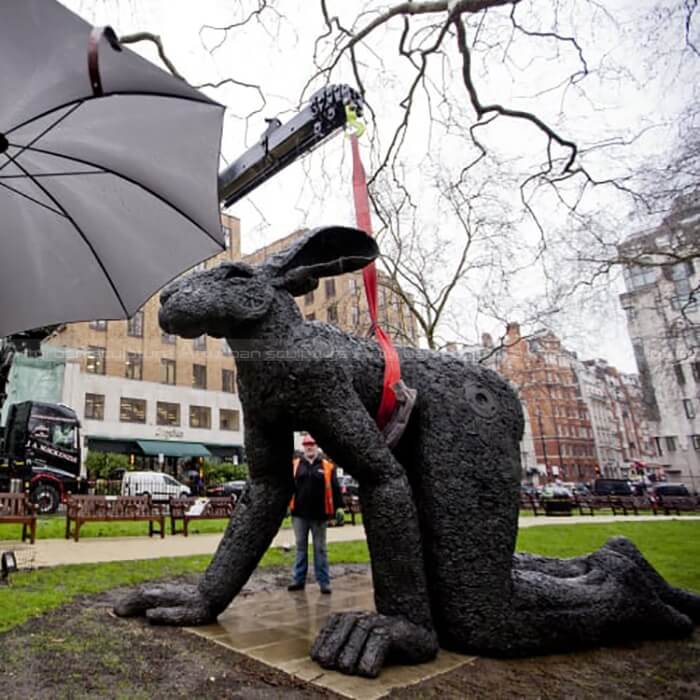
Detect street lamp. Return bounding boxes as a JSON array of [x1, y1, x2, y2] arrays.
[[536, 409, 550, 480]]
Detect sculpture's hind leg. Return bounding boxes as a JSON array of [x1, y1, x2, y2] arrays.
[[407, 364, 695, 656], [404, 364, 524, 650]]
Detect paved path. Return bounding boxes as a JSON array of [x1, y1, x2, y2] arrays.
[[4, 514, 699, 569]]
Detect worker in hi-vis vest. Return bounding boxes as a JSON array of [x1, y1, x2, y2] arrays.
[[288, 434, 344, 594]]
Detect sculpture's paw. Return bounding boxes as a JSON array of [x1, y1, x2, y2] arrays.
[[113, 583, 214, 626], [604, 536, 700, 624], [310, 611, 438, 678]]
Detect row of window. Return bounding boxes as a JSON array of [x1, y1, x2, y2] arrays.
[[86, 348, 236, 392], [85, 394, 240, 431], [304, 278, 336, 305], [304, 302, 339, 324], [90, 313, 208, 348], [555, 424, 593, 439], [673, 361, 700, 386]]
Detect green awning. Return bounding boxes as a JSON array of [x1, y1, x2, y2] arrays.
[[136, 440, 211, 458]]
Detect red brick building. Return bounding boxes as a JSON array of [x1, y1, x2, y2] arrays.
[[492, 323, 598, 483]]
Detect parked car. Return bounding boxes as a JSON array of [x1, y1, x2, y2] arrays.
[[121, 471, 190, 501], [206, 480, 248, 500], [592, 478, 633, 496], [520, 484, 538, 498], [649, 482, 691, 507], [338, 475, 359, 498], [571, 483, 591, 498], [539, 483, 574, 515], [541, 484, 573, 500]]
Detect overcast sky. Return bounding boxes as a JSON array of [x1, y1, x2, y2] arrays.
[[62, 0, 698, 372]]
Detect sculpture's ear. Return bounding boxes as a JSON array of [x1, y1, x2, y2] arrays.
[[267, 226, 378, 296]]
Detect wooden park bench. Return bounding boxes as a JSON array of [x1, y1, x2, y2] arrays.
[[169, 496, 235, 536], [608, 495, 651, 516], [656, 495, 699, 515], [573, 495, 597, 516], [0, 492, 37, 544], [65, 495, 164, 542], [343, 494, 362, 525], [519, 493, 543, 516]]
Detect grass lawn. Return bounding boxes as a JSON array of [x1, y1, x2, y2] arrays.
[[0, 513, 362, 540], [0, 521, 698, 633]]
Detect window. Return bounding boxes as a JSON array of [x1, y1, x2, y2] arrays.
[[89, 319, 107, 331], [189, 405, 211, 429], [193, 363, 207, 389], [693, 435, 700, 451], [220, 408, 240, 431], [325, 278, 336, 298], [674, 363, 686, 386], [304, 290, 314, 305], [161, 358, 176, 385], [222, 368, 236, 393], [120, 397, 146, 423], [351, 303, 360, 326], [683, 399, 696, 419], [193, 335, 207, 351], [692, 362, 700, 383], [665, 436, 677, 452], [222, 224, 231, 249], [161, 331, 176, 345], [157, 401, 180, 426], [625, 264, 657, 290], [86, 346, 105, 374], [654, 437, 663, 456], [127, 310, 144, 337], [305, 312, 316, 321], [84, 393, 104, 420], [125, 352, 143, 380], [327, 303, 338, 324]]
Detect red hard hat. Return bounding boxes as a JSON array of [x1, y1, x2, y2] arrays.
[[301, 434, 316, 446]]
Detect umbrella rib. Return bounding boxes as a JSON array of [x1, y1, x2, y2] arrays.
[[8, 156, 130, 318], [21, 143, 224, 250], [0, 179, 66, 217], [5, 92, 218, 138], [0, 103, 81, 175], [0, 170, 107, 179]]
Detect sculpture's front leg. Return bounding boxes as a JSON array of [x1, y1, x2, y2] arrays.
[[307, 396, 439, 676], [115, 424, 294, 624]]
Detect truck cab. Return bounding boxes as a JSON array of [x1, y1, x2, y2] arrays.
[[0, 400, 85, 513]]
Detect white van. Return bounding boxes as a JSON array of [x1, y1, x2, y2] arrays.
[[121, 471, 191, 501]]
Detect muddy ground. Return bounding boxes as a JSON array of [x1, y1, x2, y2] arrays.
[[2, 565, 699, 699]]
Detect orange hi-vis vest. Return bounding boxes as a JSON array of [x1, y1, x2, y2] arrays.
[[290, 457, 335, 517]]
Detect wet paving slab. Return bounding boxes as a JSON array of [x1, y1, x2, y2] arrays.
[[186, 571, 475, 699]]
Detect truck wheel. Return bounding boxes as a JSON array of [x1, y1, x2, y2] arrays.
[[32, 484, 60, 514]]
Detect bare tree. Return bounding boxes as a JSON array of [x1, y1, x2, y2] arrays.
[[116, 0, 699, 350]]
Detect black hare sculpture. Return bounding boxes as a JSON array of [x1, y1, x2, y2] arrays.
[[115, 226, 700, 677]]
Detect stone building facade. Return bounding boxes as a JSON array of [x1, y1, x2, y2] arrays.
[[618, 197, 700, 490], [42, 213, 245, 471]]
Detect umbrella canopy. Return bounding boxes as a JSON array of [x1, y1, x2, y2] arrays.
[[0, 0, 225, 338]]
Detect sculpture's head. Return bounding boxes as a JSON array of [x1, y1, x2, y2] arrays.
[[159, 226, 378, 338]]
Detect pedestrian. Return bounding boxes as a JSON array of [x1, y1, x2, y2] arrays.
[[288, 434, 343, 594]]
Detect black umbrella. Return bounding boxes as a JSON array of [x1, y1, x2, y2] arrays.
[[0, 0, 225, 337]]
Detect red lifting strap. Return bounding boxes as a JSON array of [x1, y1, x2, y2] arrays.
[[350, 134, 400, 429]]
